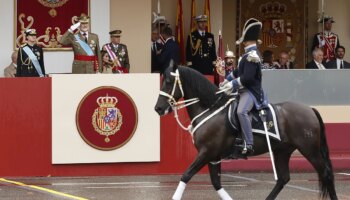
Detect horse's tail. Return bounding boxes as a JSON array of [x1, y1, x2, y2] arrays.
[[312, 108, 337, 199]]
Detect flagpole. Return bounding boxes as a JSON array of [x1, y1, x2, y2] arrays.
[[321, 0, 324, 51]]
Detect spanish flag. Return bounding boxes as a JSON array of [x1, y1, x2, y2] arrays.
[[175, 0, 185, 64], [190, 0, 197, 32], [204, 0, 211, 32]]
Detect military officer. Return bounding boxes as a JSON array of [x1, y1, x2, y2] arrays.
[[224, 49, 236, 77], [102, 30, 130, 73], [312, 15, 340, 62], [17, 29, 46, 77], [220, 18, 268, 155], [60, 14, 102, 74], [186, 15, 217, 75]]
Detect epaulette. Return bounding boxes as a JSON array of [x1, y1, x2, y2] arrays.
[[246, 50, 261, 63]]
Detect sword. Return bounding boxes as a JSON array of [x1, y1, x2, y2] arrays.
[[260, 109, 278, 181]]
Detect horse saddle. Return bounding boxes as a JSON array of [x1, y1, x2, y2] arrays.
[[227, 100, 281, 141]]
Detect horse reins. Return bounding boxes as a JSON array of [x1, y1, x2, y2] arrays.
[[159, 69, 235, 134]]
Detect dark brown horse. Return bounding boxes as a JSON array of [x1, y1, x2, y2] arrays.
[[154, 65, 337, 200]]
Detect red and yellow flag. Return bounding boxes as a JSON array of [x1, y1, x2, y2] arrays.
[[175, 0, 185, 64], [204, 0, 211, 32], [190, 0, 197, 32]]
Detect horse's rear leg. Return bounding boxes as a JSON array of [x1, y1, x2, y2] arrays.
[[208, 162, 233, 200], [266, 146, 295, 200], [172, 152, 209, 200]]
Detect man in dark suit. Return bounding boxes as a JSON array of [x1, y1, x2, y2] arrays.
[[305, 48, 328, 69], [326, 46, 350, 69], [186, 15, 217, 75], [158, 27, 180, 74], [151, 26, 163, 73]]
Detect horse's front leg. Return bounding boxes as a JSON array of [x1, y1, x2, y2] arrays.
[[172, 151, 209, 200], [208, 162, 233, 200]]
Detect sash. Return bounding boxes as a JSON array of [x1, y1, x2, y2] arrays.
[[22, 46, 44, 77], [74, 34, 94, 56], [105, 44, 121, 67]]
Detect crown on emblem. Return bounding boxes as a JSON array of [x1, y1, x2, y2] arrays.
[[96, 95, 118, 107], [259, 2, 286, 19]]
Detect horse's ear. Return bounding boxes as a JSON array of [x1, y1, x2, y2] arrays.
[[168, 59, 178, 72]]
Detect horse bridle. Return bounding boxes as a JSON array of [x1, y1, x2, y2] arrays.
[[159, 69, 200, 110], [158, 69, 235, 133], [159, 69, 201, 131]]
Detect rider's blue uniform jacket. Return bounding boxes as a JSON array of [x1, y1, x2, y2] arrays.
[[226, 44, 268, 109]]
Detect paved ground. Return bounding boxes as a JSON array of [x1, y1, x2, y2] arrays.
[[0, 172, 349, 200]]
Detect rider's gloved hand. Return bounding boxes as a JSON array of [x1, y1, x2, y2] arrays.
[[220, 81, 233, 95], [219, 79, 229, 88]]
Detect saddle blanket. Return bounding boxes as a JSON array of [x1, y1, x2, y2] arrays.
[[228, 103, 281, 141]]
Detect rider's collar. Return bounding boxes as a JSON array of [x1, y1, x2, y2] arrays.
[[244, 44, 257, 53]]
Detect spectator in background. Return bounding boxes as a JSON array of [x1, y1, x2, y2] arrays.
[[102, 30, 130, 73], [17, 29, 46, 77], [186, 15, 217, 75], [311, 15, 340, 62], [326, 46, 350, 69], [151, 26, 163, 73], [3, 51, 18, 77], [100, 50, 114, 74], [305, 48, 328, 69], [262, 50, 278, 69], [274, 51, 294, 69], [224, 49, 236, 77], [158, 27, 180, 74]]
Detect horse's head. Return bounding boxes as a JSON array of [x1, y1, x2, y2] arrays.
[[154, 61, 183, 116]]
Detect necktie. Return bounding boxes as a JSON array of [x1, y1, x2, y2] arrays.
[[83, 33, 87, 43], [340, 61, 344, 69], [153, 42, 157, 52]]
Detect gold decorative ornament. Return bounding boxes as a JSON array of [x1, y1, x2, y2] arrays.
[[37, 0, 69, 17]]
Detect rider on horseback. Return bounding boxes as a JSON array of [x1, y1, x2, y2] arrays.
[[220, 18, 268, 155]]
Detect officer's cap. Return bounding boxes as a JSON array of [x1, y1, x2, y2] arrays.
[[25, 29, 37, 36], [195, 15, 208, 22], [225, 50, 235, 58], [78, 14, 90, 23], [109, 30, 122, 37], [317, 15, 335, 23], [236, 18, 262, 45]]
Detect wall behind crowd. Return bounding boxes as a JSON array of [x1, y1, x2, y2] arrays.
[[110, 0, 152, 73], [0, 0, 110, 77]]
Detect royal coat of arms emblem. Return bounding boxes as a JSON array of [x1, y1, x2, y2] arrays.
[[92, 95, 123, 143], [76, 86, 138, 151]]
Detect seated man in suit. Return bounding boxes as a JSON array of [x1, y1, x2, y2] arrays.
[[326, 46, 350, 69], [305, 48, 328, 69], [275, 51, 294, 69], [3, 51, 18, 77]]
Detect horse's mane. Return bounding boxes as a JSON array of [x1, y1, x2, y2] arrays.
[[177, 66, 230, 109]]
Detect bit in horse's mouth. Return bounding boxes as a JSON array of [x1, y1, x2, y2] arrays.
[[162, 106, 172, 116]]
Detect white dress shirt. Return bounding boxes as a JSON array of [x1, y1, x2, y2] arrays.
[[336, 58, 344, 69]]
